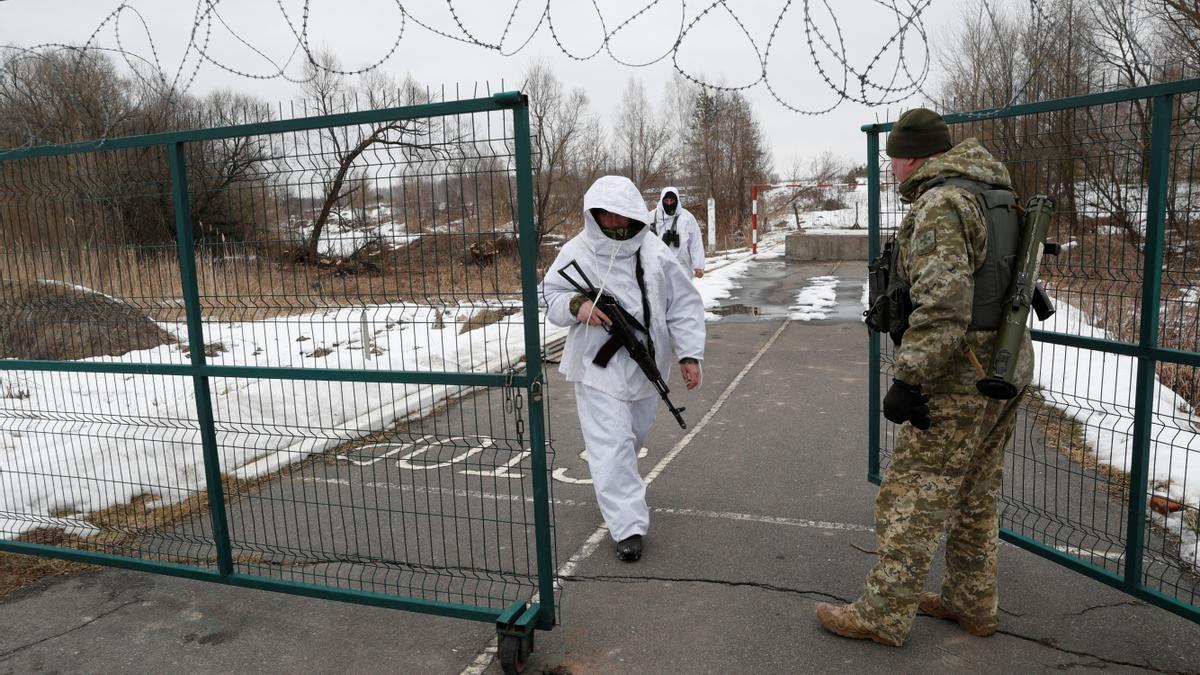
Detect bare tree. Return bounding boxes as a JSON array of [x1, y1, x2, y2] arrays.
[[570, 114, 610, 201], [296, 50, 433, 262], [934, 0, 1200, 262], [522, 59, 596, 245], [0, 48, 141, 148], [658, 73, 697, 178], [684, 88, 771, 242], [0, 49, 275, 248], [185, 90, 278, 243], [808, 151, 848, 184], [937, 1, 1025, 111], [613, 77, 671, 189], [1086, 0, 1162, 88], [1154, 0, 1200, 74]]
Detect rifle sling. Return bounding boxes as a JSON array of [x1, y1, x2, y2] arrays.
[[636, 250, 655, 360]]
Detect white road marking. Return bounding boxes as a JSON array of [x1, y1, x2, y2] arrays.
[[651, 506, 873, 533], [551, 447, 648, 484], [301, 476, 872, 533], [459, 643, 497, 675]]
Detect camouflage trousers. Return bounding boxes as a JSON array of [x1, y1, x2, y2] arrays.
[[850, 387, 1025, 644]]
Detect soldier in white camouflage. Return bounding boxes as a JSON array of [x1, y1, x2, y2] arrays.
[[816, 108, 1035, 646]]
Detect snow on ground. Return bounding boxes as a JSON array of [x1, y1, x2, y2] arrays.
[[291, 216, 422, 258], [0, 303, 568, 539], [765, 183, 870, 233], [754, 245, 786, 260], [1036, 296, 1200, 569], [35, 279, 131, 306], [789, 276, 839, 321], [1074, 181, 1200, 243]]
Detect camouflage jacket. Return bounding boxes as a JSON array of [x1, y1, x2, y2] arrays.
[[893, 138, 1034, 393]]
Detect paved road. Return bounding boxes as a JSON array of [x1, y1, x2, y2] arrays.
[[2, 259, 1198, 674]]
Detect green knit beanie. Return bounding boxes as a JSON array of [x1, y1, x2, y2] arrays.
[[886, 108, 952, 158]]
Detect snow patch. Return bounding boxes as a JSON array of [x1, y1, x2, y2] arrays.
[[789, 276, 839, 321]]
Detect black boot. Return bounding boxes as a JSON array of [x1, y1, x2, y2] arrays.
[[616, 534, 643, 562]]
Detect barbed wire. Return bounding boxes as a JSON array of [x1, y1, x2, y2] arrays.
[[0, 0, 1052, 148]]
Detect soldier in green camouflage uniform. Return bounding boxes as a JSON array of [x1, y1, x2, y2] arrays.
[[816, 108, 1034, 647]]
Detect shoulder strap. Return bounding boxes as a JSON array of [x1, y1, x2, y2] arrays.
[[635, 249, 655, 359], [922, 176, 1014, 226]]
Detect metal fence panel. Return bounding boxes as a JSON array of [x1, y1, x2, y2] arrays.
[[865, 79, 1200, 623], [0, 93, 556, 638]]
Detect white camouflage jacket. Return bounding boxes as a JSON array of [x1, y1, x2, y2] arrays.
[[648, 186, 706, 273]]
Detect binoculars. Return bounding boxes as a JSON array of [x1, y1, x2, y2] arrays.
[[662, 229, 681, 247]]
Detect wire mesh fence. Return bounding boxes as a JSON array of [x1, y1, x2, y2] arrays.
[[0, 93, 558, 624], [867, 79, 1200, 621]]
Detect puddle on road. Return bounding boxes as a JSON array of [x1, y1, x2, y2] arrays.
[[709, 303, 788, 319], [708, 259, 866, 324]]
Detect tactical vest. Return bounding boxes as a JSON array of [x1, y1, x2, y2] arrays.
[[865, 177, 1020, 340]]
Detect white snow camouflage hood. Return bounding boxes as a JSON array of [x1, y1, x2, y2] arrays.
[[581, 175, 651, 258], [653, 186, 682, 223]]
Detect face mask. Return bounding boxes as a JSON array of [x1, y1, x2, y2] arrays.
[[663, 194, 678, 215]]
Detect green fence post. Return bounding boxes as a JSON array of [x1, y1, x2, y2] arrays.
[[169, 141, 235, 576], [1125, 94, 1173, 586], [866, 129, 883, 485], [509, 94, 556, 628]]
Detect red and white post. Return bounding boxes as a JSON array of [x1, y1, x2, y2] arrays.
[[750, 184, 761, 254]]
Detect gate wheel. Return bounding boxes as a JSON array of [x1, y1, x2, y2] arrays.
[[499, 634, 528, 674]]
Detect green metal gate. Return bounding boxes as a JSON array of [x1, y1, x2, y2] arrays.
[[0, 91, 554, 669], [865, 78, 1200, 624]]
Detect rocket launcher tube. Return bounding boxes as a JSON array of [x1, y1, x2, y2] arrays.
[[976, 195, 1056, 400]]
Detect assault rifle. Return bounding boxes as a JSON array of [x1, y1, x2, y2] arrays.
[[557, 260, 688, 429]]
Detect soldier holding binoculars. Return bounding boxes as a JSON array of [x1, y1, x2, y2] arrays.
[[649, 187, 705, 279]]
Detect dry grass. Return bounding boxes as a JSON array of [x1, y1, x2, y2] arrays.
[[459, 306, 522, 335], [0, 552, 94, 598], [0, 279, 176, 360], [0, 233, 533, 325], [179, 341, 227, 358]]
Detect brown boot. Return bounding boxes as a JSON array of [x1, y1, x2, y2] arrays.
[[814, 603, 904, 647], [918, 592, 997, 637]]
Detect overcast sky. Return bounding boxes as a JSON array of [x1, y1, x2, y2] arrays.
[[0, 1, 993, 177]]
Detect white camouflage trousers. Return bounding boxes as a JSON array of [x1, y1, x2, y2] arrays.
[[575, 383, 658, 541]]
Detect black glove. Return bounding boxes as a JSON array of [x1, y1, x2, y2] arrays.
[[883, 379, 931, 430]]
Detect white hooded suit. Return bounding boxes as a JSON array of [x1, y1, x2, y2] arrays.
[[649, 186, 706, 275], [541, 176, 706, 541]]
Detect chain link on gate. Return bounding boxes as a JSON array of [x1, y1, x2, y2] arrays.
[[506, 367, 525, 447], [0, 91, 557, 668], [864, 77, 1200, 625]]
